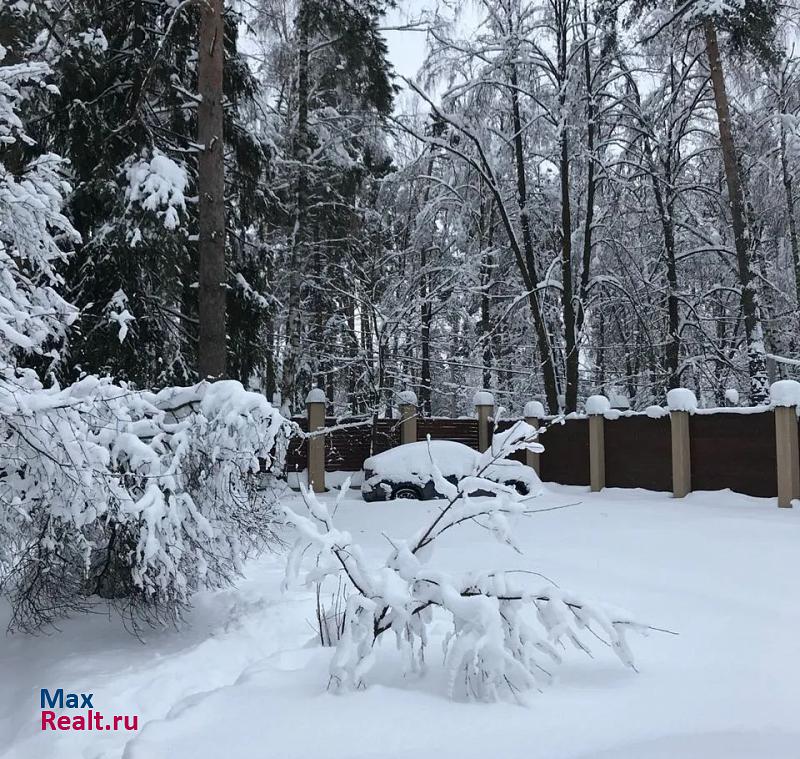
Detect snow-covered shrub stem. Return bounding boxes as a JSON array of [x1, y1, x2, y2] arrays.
[[283, 422, 667, 702], [0, 376, 294, 633]]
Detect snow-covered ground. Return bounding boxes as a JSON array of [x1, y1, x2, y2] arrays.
[[2, 485, 799, 759]]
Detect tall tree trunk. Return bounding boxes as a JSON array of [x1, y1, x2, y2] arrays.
[[614, 37, 682, 391], [508, 65, 559, 412], [703, 19, 768, 402], [264, 247, 276, 398], [576, 6, 596, 355], [558, 1, 578, 413], [778, 68, 800, 319], [417, 152, 436, 415], [346, 298, 357, 412], [419, 244, 432, 415], [648, 134, 680, 389], [197, 0, 226, 378], [597, 310, 606, 393], [281, 0, 310, 409], [312, 241, 324, 387], [479, 197, 496, 390]]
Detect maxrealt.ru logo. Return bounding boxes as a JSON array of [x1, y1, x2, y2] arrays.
[[40, 689, 139, 731]]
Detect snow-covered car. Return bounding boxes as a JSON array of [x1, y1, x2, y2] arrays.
[[361, 439, 543, 502]]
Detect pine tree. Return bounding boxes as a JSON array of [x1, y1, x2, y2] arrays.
[[198, 0, 227, 379]]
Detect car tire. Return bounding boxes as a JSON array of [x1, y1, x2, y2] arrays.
[[392, 485, 422, 500]]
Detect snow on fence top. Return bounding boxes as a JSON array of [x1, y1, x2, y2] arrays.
[[472, 391, 495, 406], [666, 388, 698, 412], [769, 379, 800, 408], [524, 400, 546, 418], [585, 395, 611, 415]]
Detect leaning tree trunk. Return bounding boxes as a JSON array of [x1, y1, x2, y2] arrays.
[[703, 18, 768, 403], [197, 0, 226, 379]]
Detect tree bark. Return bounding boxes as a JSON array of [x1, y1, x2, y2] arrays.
[[197, 0, 226, 379], [509, 65, 559, 413], [778, 68, 800, 319], [614, 37, 682, 391], [419, 252, 432, 415], [558, 1, 578, 413], [479, 196, 496, 391], [415, 151, 437, 415], [703, 18, 768, 402], [575, 2, 596, 392], [281, 0, 310, 410]]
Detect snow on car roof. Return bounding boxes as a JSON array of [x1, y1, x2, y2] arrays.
[[363, 440, 544, 496], [364, 440, 478, 478]]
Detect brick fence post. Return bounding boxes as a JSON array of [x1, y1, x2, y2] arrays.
[[398, 390, 418, 446], [473, 391, 494, 453], [523, 400, 545, 475], [305, 388, 326, 493], [667, 388, 695, 498], [770, 380, 800, 508], [586, 395, 609, 492]]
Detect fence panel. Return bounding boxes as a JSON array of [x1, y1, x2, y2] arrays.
[[417, 418, 479, 450], [287, 409, 784, 500], [605, 415, 672, 491], [538, 418, 590, 485], [689, 411, 776, 497], [326, 418, 398, 471]]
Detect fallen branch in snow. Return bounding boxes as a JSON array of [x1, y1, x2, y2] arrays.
[[283, 422, 673, 702]]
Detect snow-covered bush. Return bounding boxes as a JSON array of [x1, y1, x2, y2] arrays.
[[284, 425, 660, 702], [0, 375, 293, 632]]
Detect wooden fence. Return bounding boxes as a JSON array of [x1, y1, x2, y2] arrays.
[[287, 385, 800, 508]]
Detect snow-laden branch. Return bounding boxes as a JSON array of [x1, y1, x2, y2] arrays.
[[0, 375, 294, 632]]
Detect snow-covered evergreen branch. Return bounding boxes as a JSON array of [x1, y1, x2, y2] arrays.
[[0, 375, 294, 632]]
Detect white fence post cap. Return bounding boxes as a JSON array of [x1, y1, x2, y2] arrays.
[[770, 379, 800, 407], [473, 391, 495, 407], [305, 388, 326, 404], [586, 395, 611, 415], [666, 388, 698, 412], [524, 400, 545, 418], [398, 390, 418, 406]]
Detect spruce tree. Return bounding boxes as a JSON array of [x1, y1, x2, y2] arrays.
[[19, 1, 271, 387]]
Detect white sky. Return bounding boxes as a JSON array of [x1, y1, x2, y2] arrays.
[[383, 0, 437, 83]]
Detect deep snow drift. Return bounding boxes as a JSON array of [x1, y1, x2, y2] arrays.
[[1, 486, 799, 759]]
